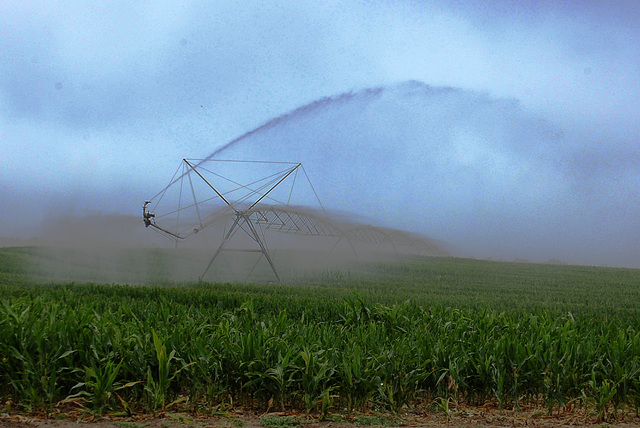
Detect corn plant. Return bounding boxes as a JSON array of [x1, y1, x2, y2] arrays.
[[586, 372, 617, 422], [145, 329, 194, 412], [297, 346, 335, 413]]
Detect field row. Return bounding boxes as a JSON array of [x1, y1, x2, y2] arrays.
[[2, 276, 640, 420]]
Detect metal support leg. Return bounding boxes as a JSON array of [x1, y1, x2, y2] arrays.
[[245, 215, 281, 282], [201, 215, 241, 279]]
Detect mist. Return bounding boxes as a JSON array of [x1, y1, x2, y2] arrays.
[[5, 81, 637, 270], [2, 1, 639, 271], [187, 81, 637, 267]]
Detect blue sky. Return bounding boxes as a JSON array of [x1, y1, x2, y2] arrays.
[[1, 1, 639, 266]]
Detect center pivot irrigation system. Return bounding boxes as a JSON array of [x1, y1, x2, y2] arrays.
[[143, 159, 445, 281]]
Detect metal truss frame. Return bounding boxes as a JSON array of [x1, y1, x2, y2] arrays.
[[143, 159, 446, 281], [143, 159, 340, 281]]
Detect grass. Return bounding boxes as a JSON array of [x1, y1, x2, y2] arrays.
[[353, 414, 402, 426], [114, 422, 151, 428], [259, 415, 299, 427], [2, 246, 640, 421]]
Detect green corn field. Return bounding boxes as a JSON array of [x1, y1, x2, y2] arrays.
[[2, 246, 640, 422]]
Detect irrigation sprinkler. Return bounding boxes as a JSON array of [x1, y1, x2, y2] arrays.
[[143, 159, 446, 282], [143, 159, 346, 281]]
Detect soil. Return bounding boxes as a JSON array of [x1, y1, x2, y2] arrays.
[[3, 405, 640, 428]]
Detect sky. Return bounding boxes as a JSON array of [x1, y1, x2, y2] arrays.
[[1, 0, 639, 267]]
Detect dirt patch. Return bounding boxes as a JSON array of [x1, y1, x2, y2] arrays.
[[3, 407, 640, 428]]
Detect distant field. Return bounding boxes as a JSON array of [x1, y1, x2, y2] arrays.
[[2, 246, 640, 422]]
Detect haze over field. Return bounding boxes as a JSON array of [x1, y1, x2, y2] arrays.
[[1, 1, 639, 267]]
